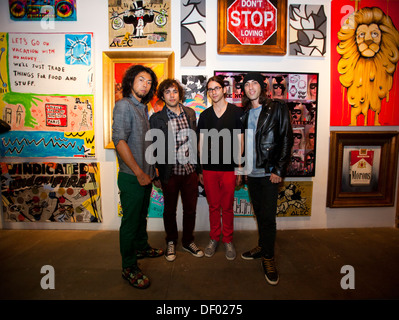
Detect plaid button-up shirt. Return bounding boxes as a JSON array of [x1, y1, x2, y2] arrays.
[[166, 106, 196, 176]]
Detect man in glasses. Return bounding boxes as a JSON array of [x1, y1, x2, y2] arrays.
[[198, 76, 244, 261], [240, 72, 293, 286]]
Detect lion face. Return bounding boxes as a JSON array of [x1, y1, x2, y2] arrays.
[[356, 23, 381, 57]]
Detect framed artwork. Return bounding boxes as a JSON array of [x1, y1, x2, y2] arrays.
[[326, 131, 399, 208], [9, 0, 77, 21], [215, 70, 318, 177], [102, 51, 174, 149], [330, 0, 399, 126], [217, 0, 287, 55], [108, 0, 171, 48]]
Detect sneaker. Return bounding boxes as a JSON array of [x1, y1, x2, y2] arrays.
[[165, 241, 176, 262], [182, 242, 204, 258], [261, 257, 279, 285], [136, 246, 164, 259], [241, 246, 262, 260], [122, 265, 150, 289], [204, 239, 218, 257], [224, 242, 236, 260]]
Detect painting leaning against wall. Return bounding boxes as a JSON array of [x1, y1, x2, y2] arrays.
[[1, 162, 102, 223]]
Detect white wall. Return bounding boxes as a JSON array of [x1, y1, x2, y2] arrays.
[[0, 0, 398, 231]]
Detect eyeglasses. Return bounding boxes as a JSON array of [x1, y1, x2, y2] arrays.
[[273, 84, 285, 90], [208, 86, 222, 93], [293, 133, 302, 139], [309, 83, 317, 89]]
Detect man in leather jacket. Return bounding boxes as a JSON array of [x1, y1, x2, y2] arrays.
[[240, 72, 293, 286]]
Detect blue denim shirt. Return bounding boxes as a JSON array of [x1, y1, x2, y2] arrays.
[[112, 95, 155, 178]]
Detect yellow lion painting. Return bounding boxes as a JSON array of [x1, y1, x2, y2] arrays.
[[337, 7, 399, 126]]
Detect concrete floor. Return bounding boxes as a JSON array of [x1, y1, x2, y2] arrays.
[[0, 228, 398, 301]]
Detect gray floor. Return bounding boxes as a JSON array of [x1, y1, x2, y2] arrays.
[[0, 228, 398, 301]]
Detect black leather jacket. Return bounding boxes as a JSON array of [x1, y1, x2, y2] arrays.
[[241, 98, 293, 177], [149, 104, 201, 183]]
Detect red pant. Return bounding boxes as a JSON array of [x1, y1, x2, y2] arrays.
[[202, 170, 236, 243]]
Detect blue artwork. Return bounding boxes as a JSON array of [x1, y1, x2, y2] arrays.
[[65, 34, 92, 66]]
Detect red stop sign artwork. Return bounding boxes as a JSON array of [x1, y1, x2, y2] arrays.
[[227, 0, 277, 45]]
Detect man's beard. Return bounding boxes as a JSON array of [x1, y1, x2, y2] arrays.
[[133, 88, 147, 100]]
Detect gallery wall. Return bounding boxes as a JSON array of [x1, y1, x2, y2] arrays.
[[0, 0, 398, 231]]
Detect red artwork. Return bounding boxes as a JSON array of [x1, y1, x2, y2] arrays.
[[330, 0, 399, 126]]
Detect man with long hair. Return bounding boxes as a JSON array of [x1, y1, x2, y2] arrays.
[[240, 72, 293, 285], [112, 65, 163, 289]]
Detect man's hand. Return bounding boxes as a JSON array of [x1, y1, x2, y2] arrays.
[[270, 173, 282, 184], [137, 171, 152, 186]]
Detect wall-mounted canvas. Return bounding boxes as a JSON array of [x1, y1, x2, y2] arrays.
[[0, 32, 95, 158], [108, 0, 171, 48], [181, 0, 206, 67], [289, 4, 327, 56], [181, 75, 208, 119], [330, 0, 399, 126], [9, 0, 77, 21], [215, 70, 318, 177]]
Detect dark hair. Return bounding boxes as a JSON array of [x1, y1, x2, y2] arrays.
[[206, 75, 225, 91], [241, 86, 268, 111], [122, 65, 158, 104], [156, 78, 185, 102]]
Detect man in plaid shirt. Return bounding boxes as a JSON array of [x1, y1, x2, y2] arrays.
[[149, 79, 203, 262]]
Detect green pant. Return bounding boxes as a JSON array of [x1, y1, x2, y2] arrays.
[[118, 172, 152, 268]]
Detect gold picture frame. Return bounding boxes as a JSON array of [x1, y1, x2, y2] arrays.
[[326, 131, 399, 208], [217, 0, 287, 55], [102, 51, 174, 149]]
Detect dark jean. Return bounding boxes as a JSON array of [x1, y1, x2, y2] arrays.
[[161, 172, 198, 247], [247, 176, 279, 258]]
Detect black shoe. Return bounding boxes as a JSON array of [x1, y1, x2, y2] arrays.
[[241, 246, 262, 260], [261, 257, 279, 285], [182, 242, 204, 257]]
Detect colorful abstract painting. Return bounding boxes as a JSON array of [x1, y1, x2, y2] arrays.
[[181, 0, 206, 66], [331, 0, 399, 126], [234, 181, 313, 217], [108, 0, 171, 48], [9, 0, 77, 21], [289, 4, 327, 56], [1, 162, 102, 223], [181, 75, 208, 119], [0, 32, 95, 158], [276, 181, 313, 217]]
